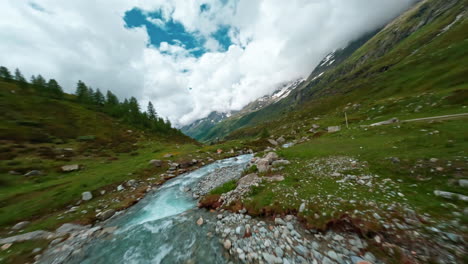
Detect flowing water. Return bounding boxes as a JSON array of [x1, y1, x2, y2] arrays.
[[66, 154, 252, 264]]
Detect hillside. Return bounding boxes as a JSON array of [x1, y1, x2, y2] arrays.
[[0, 79, 268, 263], [191, 0, 467, 143], [182, 79, 304, 141]]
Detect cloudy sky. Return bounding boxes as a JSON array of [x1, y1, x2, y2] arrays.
[[0, 0, 416, 126]]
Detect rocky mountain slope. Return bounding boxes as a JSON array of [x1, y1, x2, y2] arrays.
[[181, 79, 304, 141], [190, 0, 467, 143]]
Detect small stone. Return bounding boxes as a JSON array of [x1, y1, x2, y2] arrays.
[[275, 247, 284, 258], [375, 235, 381, 243], [196, 217, 204, 226], [364, 252, 377, 263], [97, 209, 116, 221], [224, 239, 232, 250], [61, 164, 80, 172], [81, 191, 92, 201], [12, 221, 30, 230], [293, 245, 308, 256], [275, 218, 286, 225], [149, 159, 162, 167], [430, 158, 438, 163], [459, 179, 468, 188], [299, 203, 306, 213], [1, 243, 12, 250]]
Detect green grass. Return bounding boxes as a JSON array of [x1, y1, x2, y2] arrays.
[[209, 180, 237, 195], [241, 118, 467, 229]]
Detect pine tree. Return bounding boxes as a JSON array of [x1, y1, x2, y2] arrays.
[[93, 88, 105, 106], [47, 79, 64, 98], [0, 66, 13, 81], [14, 68, 28, 89], [147, 101, 157, 120], [14, 68, 26, 82], [75, 80, 89, 102], [105, 90, 119, 105], [32, 74, 47, 90]]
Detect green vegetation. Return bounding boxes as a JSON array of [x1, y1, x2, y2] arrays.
[[209, 180, 237, 195], [197, 0, 468, 143]]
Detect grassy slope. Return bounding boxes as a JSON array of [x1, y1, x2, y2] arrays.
[[199, 0, 467, 142]]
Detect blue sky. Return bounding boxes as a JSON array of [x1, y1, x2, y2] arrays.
[[124, 6, 233, 57]]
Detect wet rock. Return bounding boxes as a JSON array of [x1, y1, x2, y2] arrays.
[[81, 191, 92, 201], [117, 185, 124, 191], [61, 164, 79, 172], [277, 136, 286, 144], [12, 221, 30, 230], [197, 217, 204, 226], [97, 209, 116, 221]]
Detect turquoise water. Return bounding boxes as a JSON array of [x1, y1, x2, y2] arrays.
[[70, 154, 252, 264]]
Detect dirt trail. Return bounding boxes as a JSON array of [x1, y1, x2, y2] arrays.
[[402, 112, 468, 123]]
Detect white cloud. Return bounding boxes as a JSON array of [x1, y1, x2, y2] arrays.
[[0, 0, 416, 126]]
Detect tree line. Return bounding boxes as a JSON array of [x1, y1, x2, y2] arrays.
[[0, 66, 179, 134]]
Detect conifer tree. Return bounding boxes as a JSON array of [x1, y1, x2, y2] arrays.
[[0, 66, 12, 81], [94, 88, 105, 106], [147, 101, 157, 120], [47, 79, 64, 98], [75, 80, 89, 102]]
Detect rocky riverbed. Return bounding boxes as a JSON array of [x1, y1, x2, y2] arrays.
[[213, 211, 378, 264]]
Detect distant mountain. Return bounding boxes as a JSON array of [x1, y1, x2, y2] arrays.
[[181, 111, 234, 140], [306, 29, 380, 84], [181, 79, 304, 140], [188, 30, 380, 142]]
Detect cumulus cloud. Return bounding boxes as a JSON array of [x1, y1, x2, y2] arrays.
[[0, 0, 416, 126]]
